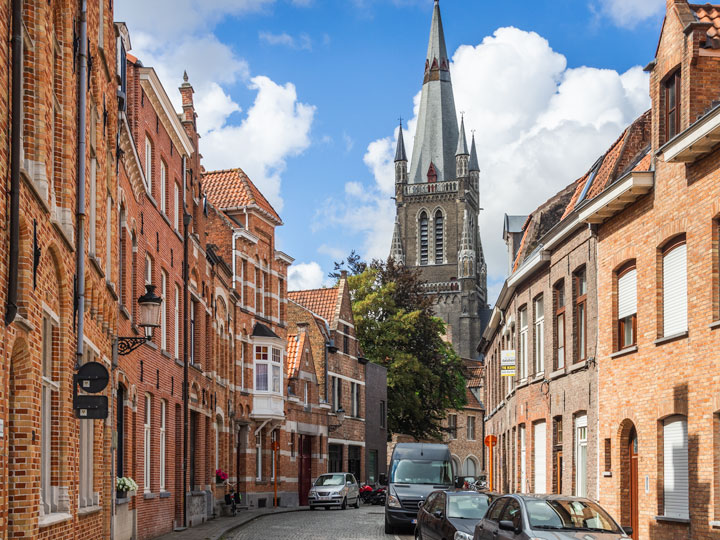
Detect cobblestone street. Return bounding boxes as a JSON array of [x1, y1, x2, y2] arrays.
[[224, 505, 415, 540]]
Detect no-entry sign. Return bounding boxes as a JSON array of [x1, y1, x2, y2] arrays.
[[484, 435, 497, 448]]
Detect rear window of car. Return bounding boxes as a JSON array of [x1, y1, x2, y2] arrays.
[[486, 498, 508, 522], [447, 494, 492, 520], [525, 499, 621, 533]]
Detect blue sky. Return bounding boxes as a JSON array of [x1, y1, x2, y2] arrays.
[[116, 0, 666, 301]]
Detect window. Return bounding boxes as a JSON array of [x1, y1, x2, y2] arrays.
[[79, 347, 96, 508], [435, 210, 444, 264], [256, 429, 263, 481], [575, 415, 587, 497], [190, 301, 195, 365], [664, 70, 681, 142], [467, 416, 476, 440], [419, 211, 429, 265], [350, 382, 359, 417], [574, 268, 587, 362], [448, 414, 457, 440], [174, 284, 180, 360], [160, 271, 167, 351], [160, 400, 166, 491], [663, 416, 689, 519], [98, 0, 104, 48], [464, 457, 477, 476], [145, 136, 153, 192], [553, 417, 563, 494], [380, 400, 386, 429], [368, 450, 378, 484], [332, 377, 343, 412], [145, 253, 153, 286], [533, 421, 547, 493], [174, 183, 180, 230], [144, 394, 151, 492], [343, 324, 349, 355], [106, 196, 112, 275], [160, 160, 166, 213], [617, 266, 637, 349], [534, 295, 544, 375], [519, 307, 528, 379], [520, 425, 527, 493], [304, 381, 309, 406], [255, 347, 269, 391], [41, 317, 59, 515], [271, 430, 277, 480], [663, 241, 687, 337], [555, 281, 565, 370], [89, 157, 97, 256], [255, 346, 282, 394], [500, 498, 522, 530]]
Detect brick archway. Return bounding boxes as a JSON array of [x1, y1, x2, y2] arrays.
[[617, 419, 638, 536]]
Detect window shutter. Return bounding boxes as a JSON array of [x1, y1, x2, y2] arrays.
[[663, 245, 687, 336], [663, 416, 689, 519], [533, 421, 547, 493], [617, 268, 637, 319]]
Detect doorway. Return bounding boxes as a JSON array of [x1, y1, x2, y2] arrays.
[[298, 435, 312, 505], [628, 427, 639, 538]]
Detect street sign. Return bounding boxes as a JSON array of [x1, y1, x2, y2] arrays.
[[501, 350, 516, 377], [73, 395, 108, 419], [484, 435, 497, 448], [76, 361, 110, 393]]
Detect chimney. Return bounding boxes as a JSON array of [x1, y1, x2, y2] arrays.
[[667, 0, 685, 10], [179, 71, 196, 127], [340, 270, 348, 280], [297, 322, 309, 334]]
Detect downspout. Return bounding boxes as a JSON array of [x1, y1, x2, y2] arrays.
[[6, 0, 22, 325], [74, 0, 88, 369], [182, 155, 190, 528], [323, 324, 331, 403]]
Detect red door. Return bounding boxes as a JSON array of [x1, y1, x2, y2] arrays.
[[299, 436, 312, 505]]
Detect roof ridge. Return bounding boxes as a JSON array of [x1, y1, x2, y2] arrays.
[[203, 167, 244, 175]]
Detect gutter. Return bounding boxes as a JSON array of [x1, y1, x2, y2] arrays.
[[5, 0, 22, 324], [182, 154, 190, 528], [74, 0, 88, 368]]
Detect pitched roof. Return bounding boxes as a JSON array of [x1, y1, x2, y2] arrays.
[[691, 3, 720, 48], [203, 168, 282, 223], [466, 365, 483, 388], [285, 332, 307, 378], [252, 322, 281, 339], [288, 287, 339, 323]]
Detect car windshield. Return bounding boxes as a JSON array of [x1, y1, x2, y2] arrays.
[[314, 474, 345, 487], [390, 459, 453, 484], [447, 494, 492, 519], [526, 499, 621, 533]]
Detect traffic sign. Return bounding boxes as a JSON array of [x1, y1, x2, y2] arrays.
[[73, 395, 108, 419], [484, 435, 497, 448], [75, 362, 110, 393]]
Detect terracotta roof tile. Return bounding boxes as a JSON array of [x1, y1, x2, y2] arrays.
[[691, 4, 720, 48], [203, 168, 282, 223], [285, 333, 306, 378], [288, 288, 339, 323]]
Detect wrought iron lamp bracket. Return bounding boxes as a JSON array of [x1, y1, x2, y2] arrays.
[[117, 336, 149, 356]]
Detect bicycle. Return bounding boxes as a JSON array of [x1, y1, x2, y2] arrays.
[[223, 480, 242, 516]]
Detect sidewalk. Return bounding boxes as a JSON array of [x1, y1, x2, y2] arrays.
[[152, 506, 309, 540]]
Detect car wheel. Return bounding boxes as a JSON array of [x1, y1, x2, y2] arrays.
[[353, 497, 360, 509], [414, 527, 423, 540], [341, 497, 347, 510], [384, 516, 394, 534]]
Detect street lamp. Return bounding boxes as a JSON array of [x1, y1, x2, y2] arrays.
[[118, 284, 163, 355], [328, 406, 345, 433]]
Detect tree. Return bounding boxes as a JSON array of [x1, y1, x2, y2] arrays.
[[348, 258, 467, 440], [328, 250, 367, 280]]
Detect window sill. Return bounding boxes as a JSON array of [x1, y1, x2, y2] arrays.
[[175, 357, 184, 367], [39, 512, 73, 528], [145, 340, 158, 351], [610, 345, 638, 359], [569, 360, 587, 372], [654, 515, 690, 524], [89, 255, 105, 279], [161, 349, 172, 360], [710, 320, 720, 330], [532, 372, 545, 382], [710, 520, 720, 528], [549, 368, 565, 380], [106, 280, 118, 300], [160, 491, 171, 499], [143, 492, 158, 500], [116, 497, 130, 506], [516, 379, 528, 390], [78, 505, 102, 516], [653, 331, 688, 346]]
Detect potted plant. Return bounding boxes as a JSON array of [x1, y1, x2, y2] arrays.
[[116, 476, 138, 498], [215, 468, 228, 484]]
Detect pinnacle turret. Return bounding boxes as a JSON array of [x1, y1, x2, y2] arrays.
[[389, 217, 405, 264], [458, 209, 476, 278], [456, 116, 469, 157], [395, 123, 408, 163]]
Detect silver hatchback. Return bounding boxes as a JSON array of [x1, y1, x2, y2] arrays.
[[308, 473, 360, 510]]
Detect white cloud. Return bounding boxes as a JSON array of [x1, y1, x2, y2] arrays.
[[114, 1, 316, 212], [324, 26, 650, 302], [288, 262, 326, 290], [259, 31, 313, 51], [595, 0, 664, 28]]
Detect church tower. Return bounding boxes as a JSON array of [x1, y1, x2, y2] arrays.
[[391, 0, 487, 360]]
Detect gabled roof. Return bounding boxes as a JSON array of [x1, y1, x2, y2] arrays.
[[288, 288, 339, 324], [203, 168, 282, 224], [691, 3, 720, 48], [285, 332, 306, 378], [252, 322, 281, 339]]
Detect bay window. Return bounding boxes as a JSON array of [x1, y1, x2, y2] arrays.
[[255, 345, 283, 394]]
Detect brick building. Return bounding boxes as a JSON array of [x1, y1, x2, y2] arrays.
[[587, 1, 720, 538], [364, 361, 387, 485], [288, 274, 367, 483], [480, 111, 651, 499]]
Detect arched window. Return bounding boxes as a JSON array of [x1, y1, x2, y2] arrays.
[[434, 210, 444, 264], [464, 456, 477, 477], [419, 212, 429, 265]]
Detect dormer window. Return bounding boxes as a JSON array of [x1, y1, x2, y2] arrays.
[[664, 70, 681, 142]]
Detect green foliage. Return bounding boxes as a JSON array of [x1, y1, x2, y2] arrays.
[[347, 258, 467, 440]]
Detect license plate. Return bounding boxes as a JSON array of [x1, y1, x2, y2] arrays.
[[411, 519, 417, 525], [319, 496, 329, 500]]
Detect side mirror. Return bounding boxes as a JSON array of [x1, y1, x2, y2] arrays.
[[346, 481, 353, 486], [623, 526, 633, 536], [433, 510, 444, 519], [499, 520, 517, 532]]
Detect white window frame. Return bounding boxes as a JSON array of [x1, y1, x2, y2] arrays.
[[351, 382, 359, 417], [663, 243, 688, 337], [254, 345, 283, 395], [145, 253, 153, 286], [533, 421, 547, 494], [575, 415, 588, 497], [174, 183, 180, 231], [467, 416, 476, 441], [304, 381, 309, 406], [160, 160, 166, 213], [448, 414, 457, 440], [519, 307, 528, 380], [520, 425, 527, 493], [145, 136, 153, 192], [190, 301, 195, 365], [161, 271, 167, 351], [534, 296, 544, 375], [41, 316, 60, 515], [663, 415, 689, 519], [174, 284, 180, 360], [144, 394, 151, 492], [160, 400, 166, 491], [89, 157, 97, 257], [255, 430, 263, 481], [106, 195, 112, 275]]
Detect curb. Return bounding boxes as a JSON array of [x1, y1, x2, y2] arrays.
[[213, 507, 309, 540]]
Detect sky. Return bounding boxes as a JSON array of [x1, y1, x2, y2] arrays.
[[115, 0, 667, 303]]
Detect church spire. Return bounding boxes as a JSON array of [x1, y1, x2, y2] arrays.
[[395, 123, 408, 163], [469, 132, 480, 172], [408, 0, 459, 185], [395, 123, 408, 184], [456, 115, 469, 157], [389, 217, 405, 264]]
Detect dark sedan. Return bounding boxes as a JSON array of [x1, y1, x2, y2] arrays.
[[473, 494, 632, 540], [415, 490, 498, 540]]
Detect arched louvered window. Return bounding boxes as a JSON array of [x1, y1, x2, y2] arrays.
[[419, 212, 429, 265], [435, 210, 444, 264]]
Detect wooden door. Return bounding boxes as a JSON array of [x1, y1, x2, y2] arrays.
[[298, 436, 312, 506], [629, 428, 639, 539], [556, 451, 563, 494]]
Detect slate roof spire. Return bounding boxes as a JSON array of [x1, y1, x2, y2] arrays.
[[469, 132, 480, 172], [389, 217, 405, 264], [395, 123, 408, 162], [456, 115, 469, 157], [408, 0, 459, 184]]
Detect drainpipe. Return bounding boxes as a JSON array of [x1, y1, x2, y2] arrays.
[[5, 0, 22, 325], [182, 154, 190, 528], [74, 0, 88, 369]]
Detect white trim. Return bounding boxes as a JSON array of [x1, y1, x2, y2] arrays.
[[662, 103, 720, 163], [579, 171, 654, 224]]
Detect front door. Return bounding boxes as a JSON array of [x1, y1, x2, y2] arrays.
[[298, 435, 312, 506], [629, 428, 639, 539]]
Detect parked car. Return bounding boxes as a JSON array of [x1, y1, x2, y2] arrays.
[[473, 494, 632, 540], [308, 473, 360, 510], [415, 490, 498, 540]]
